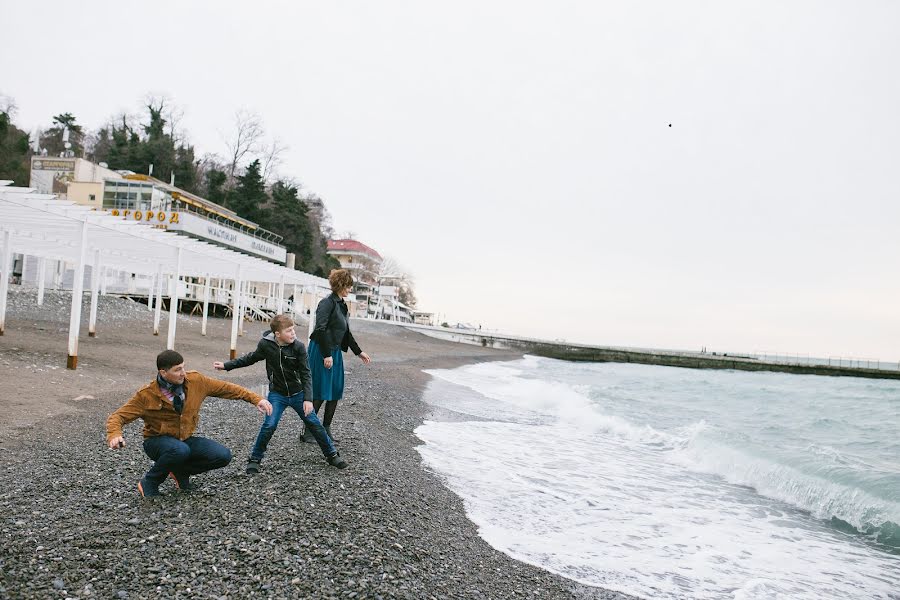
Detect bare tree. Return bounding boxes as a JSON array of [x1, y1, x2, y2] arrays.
[[260, 136, 288, 183], [142, 93, 185, 142], [223, 109, 264, 183], [378, 256, 417, 308], [0, 93, 17, 116]]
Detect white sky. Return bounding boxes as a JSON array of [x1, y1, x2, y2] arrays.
[[2, 1, 899, 360]]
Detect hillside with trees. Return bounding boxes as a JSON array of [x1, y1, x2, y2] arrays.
[[0, 95, 340, 277]]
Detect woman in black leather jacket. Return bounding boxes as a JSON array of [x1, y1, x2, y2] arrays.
[[305, 269, 371, 441]]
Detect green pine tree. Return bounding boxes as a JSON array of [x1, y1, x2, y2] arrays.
[[0, 111, 31, 185], [269, 180, 313, 269], [229, 159, 269, 224], [40, 113, 84, 157]]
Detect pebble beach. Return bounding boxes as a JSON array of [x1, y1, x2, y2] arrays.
[[0, 289, 635, 600]]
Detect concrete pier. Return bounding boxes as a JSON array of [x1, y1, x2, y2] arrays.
[[400, 324, 900, 381]]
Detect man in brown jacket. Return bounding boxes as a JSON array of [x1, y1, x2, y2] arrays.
[[107, 350, 273, 498]]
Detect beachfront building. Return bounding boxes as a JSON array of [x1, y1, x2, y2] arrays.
[[326, 239, 383, 318], [21, 158, 328, 316], [29, 157, 286, 264]]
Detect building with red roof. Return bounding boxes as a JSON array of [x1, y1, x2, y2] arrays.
[[327, 239, 384, 317]]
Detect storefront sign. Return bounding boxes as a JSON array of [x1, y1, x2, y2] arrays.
[[108, 209, 285, 263], [110, 209, 180, 224]]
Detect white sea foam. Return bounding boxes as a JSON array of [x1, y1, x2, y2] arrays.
[[672, 435, 900, 534], [416, 358, 900, 600]]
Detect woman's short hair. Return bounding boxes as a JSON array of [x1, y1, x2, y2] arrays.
[[270, 314, 294, 333], [329, 269, 354, 294]]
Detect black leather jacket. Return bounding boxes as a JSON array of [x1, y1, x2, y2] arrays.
[[223, 332, 313, 398], [310, 293, 363, 357]]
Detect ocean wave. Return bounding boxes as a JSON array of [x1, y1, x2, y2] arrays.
[[671, 435, 900, 549]]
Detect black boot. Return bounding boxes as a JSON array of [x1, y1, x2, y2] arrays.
[[323, 401, 338, 441], [326, 453, 348, 469]]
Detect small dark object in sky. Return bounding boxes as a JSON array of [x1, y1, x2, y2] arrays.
[[668, 123, 672, 127]]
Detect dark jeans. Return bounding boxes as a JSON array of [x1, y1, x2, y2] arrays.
[[249, 390, 336, 461], [142, 435, 232, 484]]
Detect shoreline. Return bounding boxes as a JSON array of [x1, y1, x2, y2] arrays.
[[0, 290, 636, 599]]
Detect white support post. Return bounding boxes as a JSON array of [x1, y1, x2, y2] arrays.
[[53, 259, 62, 289], [37, 257, 47, 306], [277, 275, 285, 314], [153, 264, 164, 336], [66, 221, 89, 369], [88, 249, 101, 337], [230, 267, 243, 359], [148, 272, 156, 311], [201, 273, 211, 336], [166, 247, 183, 350], [0, 230, 11, 336], [238, 280, 246, 336], [100, 267, 108, 295]]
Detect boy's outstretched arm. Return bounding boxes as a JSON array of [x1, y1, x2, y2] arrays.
[[214, 339, 266, 371]]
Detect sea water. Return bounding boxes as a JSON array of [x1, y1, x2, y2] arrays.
[[414, 356, 899, 599]]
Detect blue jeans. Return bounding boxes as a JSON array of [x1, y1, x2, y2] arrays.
[[143, 435, 232, 484], [249, 390, 336, 461]]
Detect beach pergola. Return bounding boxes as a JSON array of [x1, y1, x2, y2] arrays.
[[0, 182, 328, 368]]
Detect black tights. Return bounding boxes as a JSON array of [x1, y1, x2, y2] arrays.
[[312, 399, 338, 428]]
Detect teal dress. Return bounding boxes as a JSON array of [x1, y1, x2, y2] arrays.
[[307, 339, 345, 401]]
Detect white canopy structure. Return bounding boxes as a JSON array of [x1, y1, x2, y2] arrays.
[[0, 182, 329, 368]]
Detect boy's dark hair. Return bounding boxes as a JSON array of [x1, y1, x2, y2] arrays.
[[270, 314, 294, 334], [156, 350, 184, 371]]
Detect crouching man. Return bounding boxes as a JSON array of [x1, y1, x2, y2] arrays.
[[106, 350, 273, 498]]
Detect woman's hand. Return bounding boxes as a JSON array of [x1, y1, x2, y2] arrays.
[[359, 352, 371, 365], [324, 357, 334, 369]]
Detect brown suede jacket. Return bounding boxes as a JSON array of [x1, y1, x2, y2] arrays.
[[106, 371, 264, 443]]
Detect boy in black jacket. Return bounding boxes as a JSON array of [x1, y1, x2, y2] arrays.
[[214, 314, 347, 472]]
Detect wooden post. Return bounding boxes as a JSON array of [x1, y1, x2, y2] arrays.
[[166, 247, 182, 350], [201, 273, 211, 336], [66, 221, 89, 369], [88, 249, 101, 337], [153, 265, 164, 336], [0, 230, 11, 336], [36, 257, 47, 306], [230, 267, 243, 359]]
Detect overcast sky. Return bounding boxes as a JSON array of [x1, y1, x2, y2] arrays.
[[3, 1, 899, 360]]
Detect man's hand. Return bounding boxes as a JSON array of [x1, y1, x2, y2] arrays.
[[324, 357, 333, 369], [303, 400, 313, 416], [257, 399, 273, 416], [213, 361, 225, 370], [359, 352, 371, 365], [108, 436, 125, 450]]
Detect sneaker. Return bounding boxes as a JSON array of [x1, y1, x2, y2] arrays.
[[168, 471, 191, 492], [300, 428, 314, 443], [326, 453, 348, 469], [325, 425, 338, 442], [137, 477, 161, 498], [246, 459, 261, 474]]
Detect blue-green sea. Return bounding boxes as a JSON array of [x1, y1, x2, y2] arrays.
[[416, 357, 899, 599]]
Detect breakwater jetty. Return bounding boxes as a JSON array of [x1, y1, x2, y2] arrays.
[[398, 323, 900, 381]]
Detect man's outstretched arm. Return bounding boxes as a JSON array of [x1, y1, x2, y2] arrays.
[[106, 393, 146, 449]]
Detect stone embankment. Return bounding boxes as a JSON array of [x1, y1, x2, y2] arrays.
[[402, 324, 900, 381]]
